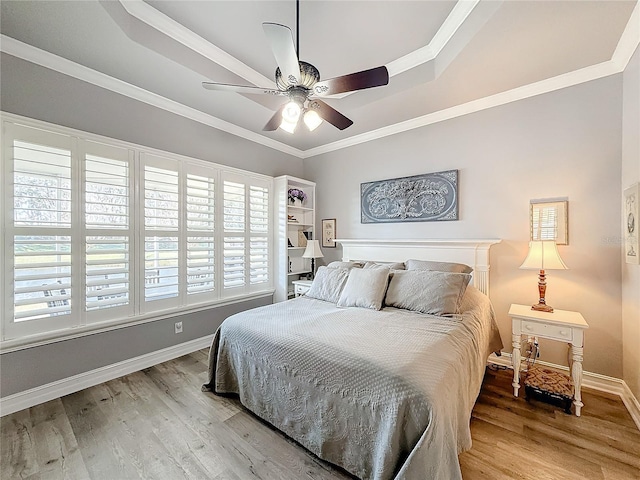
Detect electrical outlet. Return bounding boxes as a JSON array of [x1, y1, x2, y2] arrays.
[[174, 321, 183, 334]]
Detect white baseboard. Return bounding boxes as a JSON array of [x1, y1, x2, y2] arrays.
[[489, 352, 640, 431], [0, 334, 214, 417]]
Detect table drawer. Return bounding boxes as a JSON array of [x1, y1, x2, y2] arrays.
[[294, 284, 309, 295], [521, 320, 573, 341]]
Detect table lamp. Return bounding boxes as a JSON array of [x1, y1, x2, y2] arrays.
[[519, 240, 568, 313], [302, 240, 324, 279]]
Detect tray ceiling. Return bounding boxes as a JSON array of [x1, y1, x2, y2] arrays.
[[1, 1, 638, 158]]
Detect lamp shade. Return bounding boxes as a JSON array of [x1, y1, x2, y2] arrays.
[[519, 240, 568, 270], [302, 240, 324, 259]]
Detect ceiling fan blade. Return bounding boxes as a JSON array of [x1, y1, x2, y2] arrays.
[[263, 22, 300, 86], [202, 82, 287, 96], [263, 104, 286, 131], [312, 66, 389, 97], [310, 100, 353, 130]]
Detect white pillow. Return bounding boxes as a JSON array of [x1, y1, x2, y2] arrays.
[[336, 267, 390, 310], [405, 259, 473, 274], [384, 270, 472, 315], [305, 266, 350, 303]]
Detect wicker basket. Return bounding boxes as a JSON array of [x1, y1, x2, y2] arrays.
[[524, 365, 574, 414]]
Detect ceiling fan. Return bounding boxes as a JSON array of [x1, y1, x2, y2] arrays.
[[202, 1, 389, 133]]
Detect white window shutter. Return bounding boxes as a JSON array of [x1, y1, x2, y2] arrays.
[[143, 158, 180, 305], [249, 185, 269, 286], [84, 142, 133, 319], [7, 125, 75, 337], [186, 171, 215, 299]]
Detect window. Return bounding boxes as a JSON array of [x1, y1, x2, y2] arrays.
[[222, 174, 271, 293], [2, 117, 273, 344], [7, 125, 74, 339], [85, 141, 132, 321], [142, 156, 180, 308], [185, 168, 215, 299]]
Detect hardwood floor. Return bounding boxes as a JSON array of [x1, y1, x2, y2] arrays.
[[2, 350, 638, 480]]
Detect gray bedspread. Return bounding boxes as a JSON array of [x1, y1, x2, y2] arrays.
[[203, 285, 503, 480]]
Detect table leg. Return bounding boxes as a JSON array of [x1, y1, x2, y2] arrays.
[[571, 345, 584, 416], [512, 333, 521, 397]]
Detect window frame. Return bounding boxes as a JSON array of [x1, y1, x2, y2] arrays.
[[1, 114, 274, 349]]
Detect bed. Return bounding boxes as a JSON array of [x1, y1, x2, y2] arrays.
[[203, 239, 503, 480]]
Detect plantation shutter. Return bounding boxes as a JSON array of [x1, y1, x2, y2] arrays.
[[249, 185, 269, 286], [8, 125, 75, 337], [143, 155, 180, 308], [185, 167, 216, 301], [223, 179, 245, 289], [221, 174, 271, 295], [84, 141, 133, 320]]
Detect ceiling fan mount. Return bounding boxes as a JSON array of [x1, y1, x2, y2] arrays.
[[202, 2, 389, 133], [275, 61, 320, 91]]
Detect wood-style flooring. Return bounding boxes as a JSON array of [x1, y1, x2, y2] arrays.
[[2, 350, 638, 480]]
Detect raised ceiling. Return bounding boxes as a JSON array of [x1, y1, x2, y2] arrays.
[[1, 1, 638, 158]]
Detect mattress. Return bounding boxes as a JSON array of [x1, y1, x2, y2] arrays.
[[203, 285, 503, 480]]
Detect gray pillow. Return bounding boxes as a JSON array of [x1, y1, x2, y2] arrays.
[[406, 258, 473, 274], [305, 266, 350, 303], [385, 270, 472, 315], [336, 267, 390, 310], [326, 261, 363, 270], [363, 261, 405, 270]]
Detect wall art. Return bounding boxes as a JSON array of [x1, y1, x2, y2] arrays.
[[361, 170, 458, 223], [624, 182, 639, 264], [322, 218, 336, 248]]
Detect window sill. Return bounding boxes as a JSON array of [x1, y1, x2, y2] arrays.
[[0, 290, 274, 354]]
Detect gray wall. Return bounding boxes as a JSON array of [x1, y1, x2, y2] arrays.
[[0, 53, 299, 398], [304, 75, 624, 379], [0, 54, 303, 178], [1, 297, 271, 396], [622, 46, 640, 400]]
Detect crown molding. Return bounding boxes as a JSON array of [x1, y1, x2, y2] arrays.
[[301, 60, 620, 158], [0, 35, 304, 158], [1, 0, 638, 159], [612, 1, 640, 71], [119, 0, 273, 88], [383, 0, 480, 77]]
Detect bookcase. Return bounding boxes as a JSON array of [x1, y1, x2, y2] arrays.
[[274, 176, 316, 302]]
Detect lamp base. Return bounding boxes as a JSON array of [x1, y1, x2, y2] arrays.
[[532, 303, 554, 313]]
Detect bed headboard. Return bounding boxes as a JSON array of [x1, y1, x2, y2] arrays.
[[336, 238, 501, 296]]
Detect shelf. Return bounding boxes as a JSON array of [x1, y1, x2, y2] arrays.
[[288, 270, 311, 276], [288, 247, 306, 251], [288, 205, 313, 211], [287, 222, 313, 227]]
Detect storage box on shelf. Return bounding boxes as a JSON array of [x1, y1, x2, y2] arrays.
[[274, 176, 316, 302]]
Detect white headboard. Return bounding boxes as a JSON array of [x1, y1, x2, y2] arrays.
[[337, 238, 501, 296]]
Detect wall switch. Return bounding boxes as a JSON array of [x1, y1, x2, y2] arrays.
[[174, 321, 183, 334]]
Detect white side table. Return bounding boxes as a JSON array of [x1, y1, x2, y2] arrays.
[[509, 304, 589, 416], [292, 280, 312, 297]]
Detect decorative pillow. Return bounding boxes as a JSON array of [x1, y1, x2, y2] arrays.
[[363, 261, 405, 270], [384, 270, 472, 315], [406, 259, 473, 274], [326, 261, 363, 270], [305, 266, 350, 303], [336, 267, 390, 310]]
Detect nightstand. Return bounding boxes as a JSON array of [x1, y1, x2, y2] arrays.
[[509, 304, 589, 416], [292, 279, 312, 297]]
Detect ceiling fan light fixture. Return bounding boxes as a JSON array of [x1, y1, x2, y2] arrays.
[[282, 101, 301, 123], [303, 109, 322, 131], [279, 117, 298, 134]]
